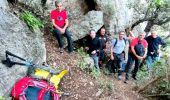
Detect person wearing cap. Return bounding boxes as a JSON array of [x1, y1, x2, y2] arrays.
[[145, 31, 166, 70], [124, 32, 148, 83], [50, 1, 73, 53], [85, 30, 101, 72]]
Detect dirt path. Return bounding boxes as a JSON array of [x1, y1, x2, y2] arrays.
[[44, 32, 146, 100]]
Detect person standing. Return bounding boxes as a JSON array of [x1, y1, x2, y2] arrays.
[[125, 32, 148, 83], [97, 27, 108, 67], [50, 1, 73, 53], [145, 31, 166, 70], [86, 30, 101, 72]]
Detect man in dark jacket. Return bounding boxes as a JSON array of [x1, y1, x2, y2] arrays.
[[97, 27, 108, 67], [145, 31, 166, 70], [86, 30, 101, 71]]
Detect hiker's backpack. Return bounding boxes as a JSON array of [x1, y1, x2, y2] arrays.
[[113, 38, 126, 47], [134, 41, 145, 56], [11, 77, 59, 100]]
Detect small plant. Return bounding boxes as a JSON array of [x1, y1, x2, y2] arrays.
[[77, 47, 101, 78], [98, 80, 113, 93], [0, 96, 3, 100], [90, 67, 101, 79], [20, 11, 44, 31]]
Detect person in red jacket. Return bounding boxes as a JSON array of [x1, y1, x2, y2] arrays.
[[50, 1, 73, 53]]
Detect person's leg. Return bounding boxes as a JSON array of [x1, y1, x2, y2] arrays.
[[125, 53, 135, 81], [54, 28, 64, 48], [118, 54, 126, 80], [132, 58, 142, 80], [106, 59, 114, 73], [99, 50, 104, 67], [146, 55, 153, 70], [64, 28, 73, 52], [92, 54, 100, 72]]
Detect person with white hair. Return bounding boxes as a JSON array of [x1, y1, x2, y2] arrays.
[[145, 31, 166, 70]]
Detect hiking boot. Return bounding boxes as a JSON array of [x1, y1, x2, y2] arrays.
[[124, 80, 128, 84], [68, 50, 75, 55], [132, 76, 137, 80], [59, 48, 64, 53]]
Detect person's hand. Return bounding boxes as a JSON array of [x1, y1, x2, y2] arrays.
[[142, 55, 147, 59], [157, 49, 160, 54], [60, 28, 66, 34], [91, 50, 96, 55], [136, 55, 143, 60], [110, 55, 114, 60], [85, 47, 89, 50], [103, 49, 107, 52]]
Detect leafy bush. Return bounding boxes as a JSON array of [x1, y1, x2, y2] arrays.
[[98, 80, 113, 93], [20, 11, 44, 31], [77, 47, 101, 78], [136, 48, 170, 98]]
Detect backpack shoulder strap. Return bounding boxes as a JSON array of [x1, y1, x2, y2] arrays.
[[123, 38, 126, 44], [113, 38, 118, 47]]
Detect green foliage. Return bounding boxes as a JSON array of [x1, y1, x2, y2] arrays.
[[20, 11, 44, 31], [77, 47, 89, 70], [77, 47, 100, 78], [90, 67, 101, 79], [0, 96, 3, 100], [136, 49, 170, 97], [98, 80, 113, 93], [154, 0, 165, 7]]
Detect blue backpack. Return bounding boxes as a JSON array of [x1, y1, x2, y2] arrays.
[[134, 41, 145, 56]]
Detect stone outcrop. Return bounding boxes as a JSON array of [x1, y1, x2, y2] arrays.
[[0, 1, 46, 96]]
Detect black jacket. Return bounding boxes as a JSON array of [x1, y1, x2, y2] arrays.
[[145, 36, 166, 52], [86, 36, 100, 55]]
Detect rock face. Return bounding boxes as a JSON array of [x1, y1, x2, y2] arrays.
[[69, 11, 104, 40], [0, 2, 46, 96], [18, 0, 150, 39]]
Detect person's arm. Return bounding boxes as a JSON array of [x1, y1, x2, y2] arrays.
[[52, 19, 62, 31], [63, 19, 69, 30], [143, 48, 147, 59], [129, 31, 135, 38], [159, 37, 166, 48], [110, 45, 114, 60], [110, 39, 115, 60], [131, 46, 143, 60]]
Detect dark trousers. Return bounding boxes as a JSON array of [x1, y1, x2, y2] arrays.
[[107, 53, 125, 75], [99, 50, 105, 62], [53, 28, 73, 52], [125, 53, 142, 80]]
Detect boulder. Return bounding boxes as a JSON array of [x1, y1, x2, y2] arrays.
[[0, 5, 46, 96], [69, 11, 104, 41]]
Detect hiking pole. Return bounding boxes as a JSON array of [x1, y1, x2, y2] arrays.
[[2, 51, 33, 68]]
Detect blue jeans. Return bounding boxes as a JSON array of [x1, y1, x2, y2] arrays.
[[113, 53, 126, 76], [125, 53, 142, 80], [91, 54, 100, 71], [53, 28, 73, 52], [146, 55, 159, 70]]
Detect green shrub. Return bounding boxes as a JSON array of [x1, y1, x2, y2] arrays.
[[77, 47, 100, 78], [20, 11, 44, 31]]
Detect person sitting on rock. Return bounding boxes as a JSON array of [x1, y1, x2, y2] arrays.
[[50, 1, 73, 53], [97, 27, 108, 67], [85, 29, 101, 72]]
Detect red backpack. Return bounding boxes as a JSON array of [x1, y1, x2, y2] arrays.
[[11, 77, 59, 100]]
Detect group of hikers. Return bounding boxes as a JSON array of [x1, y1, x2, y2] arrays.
[[50, 1, 166, 83]]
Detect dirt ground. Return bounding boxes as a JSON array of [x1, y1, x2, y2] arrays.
[[44, 30, 146, 100]]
